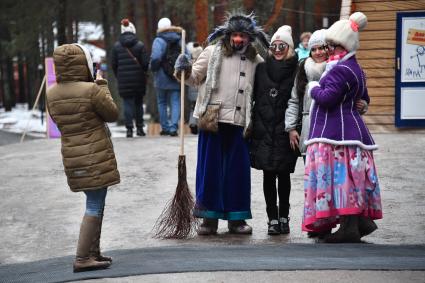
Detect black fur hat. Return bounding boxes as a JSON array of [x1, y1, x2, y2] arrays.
[[208, 11, 269, 49]]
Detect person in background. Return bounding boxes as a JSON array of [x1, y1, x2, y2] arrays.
[[295, 31, 311, 61], [47, 44, 120, 272], [150, 17, 183, 137], [302, 12, 382, 243], [249, 25, 299, 235], [112, 19, 149, 138]]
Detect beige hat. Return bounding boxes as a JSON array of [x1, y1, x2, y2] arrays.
[[325, 12, 367, 52], [271, 25, 294, 48]]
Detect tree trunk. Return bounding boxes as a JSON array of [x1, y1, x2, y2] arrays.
[[195, 0, 209, 44], [243, 0, 256, 13], [26, 38, 41, 110], [1, 60, 13, 111], [101, 0, 123, 123], [214, 0, 229, 26], [263, 0, 284, 32], [6, 57, 16, 108], [57, 0, 67, 45], [17, 53, 27, 104], [142, 0, 158, 122]]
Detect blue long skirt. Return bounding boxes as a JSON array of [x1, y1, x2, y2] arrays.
[[194, 123, 252, 220]]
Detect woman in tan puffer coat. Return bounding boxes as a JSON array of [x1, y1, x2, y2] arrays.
[[47, 44, 120, 272]]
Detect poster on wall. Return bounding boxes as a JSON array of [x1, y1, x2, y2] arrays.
[[45, 57, 61, 138], [401, 17, 425, 82]]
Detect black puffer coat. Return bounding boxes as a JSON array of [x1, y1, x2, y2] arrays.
[[249, 55, 299, 172], [112, 32, 149, 98]]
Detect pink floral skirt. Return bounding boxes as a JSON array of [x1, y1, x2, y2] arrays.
[[302, 143, 383, 232]]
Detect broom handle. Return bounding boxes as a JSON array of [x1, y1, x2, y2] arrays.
[[20, 75, 46, 143], [180, 29, 186, 156]]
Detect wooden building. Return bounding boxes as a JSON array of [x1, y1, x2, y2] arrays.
[[341, 0, 425, 132]]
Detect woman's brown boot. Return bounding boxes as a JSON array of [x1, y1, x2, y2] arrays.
[[73, 215, 111, 273], [89, 210, 112, 262]]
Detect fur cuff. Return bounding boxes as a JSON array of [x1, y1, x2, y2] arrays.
[[307, 81, 320, 98]]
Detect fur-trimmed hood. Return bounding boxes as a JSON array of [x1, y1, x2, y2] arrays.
[[208, 11, 269, 50], [157, 26, 182, 35]]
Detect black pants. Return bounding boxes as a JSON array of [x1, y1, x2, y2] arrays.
[[123, 96, 144, 130], [263, 170, 291, 221]]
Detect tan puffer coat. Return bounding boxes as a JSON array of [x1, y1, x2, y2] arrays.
[[47, 44, 120, 192]]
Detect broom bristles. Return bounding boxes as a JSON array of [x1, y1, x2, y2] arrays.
[[153, 155, 198, 239]]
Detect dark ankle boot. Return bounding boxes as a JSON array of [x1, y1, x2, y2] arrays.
[[73, 216, 111, 272], [325, 216, 361, 243], [136, 128, 146, 136], [228, 220, 252, 234], [197, 218, 218, 235], [126, 128, 133, 138], [279, 217, 290, 234], [267, 219, 280, 235], [359, 216, 377, 237]]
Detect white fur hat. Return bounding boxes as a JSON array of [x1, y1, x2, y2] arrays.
[[325, 12, 367, 52], [158, 17, 172, 30], [308, 29, 327, 49], [271, 25, 294, 48], [121, 19, 136, 34]]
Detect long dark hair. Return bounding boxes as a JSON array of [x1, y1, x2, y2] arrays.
[[295, 58, 308, 101]]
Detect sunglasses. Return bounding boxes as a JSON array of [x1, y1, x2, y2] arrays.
[[269, 43, 288, 52]]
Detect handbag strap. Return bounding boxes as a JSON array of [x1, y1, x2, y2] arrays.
[[124, 46, 141, 66]]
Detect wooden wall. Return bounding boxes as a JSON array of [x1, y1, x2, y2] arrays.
[[352, 0, 425, 132]]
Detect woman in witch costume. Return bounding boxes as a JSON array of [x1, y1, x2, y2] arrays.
[[249, 25, 299, 235], [175, 12, 269, 235]]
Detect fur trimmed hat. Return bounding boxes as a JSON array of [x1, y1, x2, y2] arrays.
[[207, 11, 269, 49], [158, 18, 172, 30], [308, 29, 327, 49], [271, 25, 294, 48], [325, 12, 367, 52], [121, 19, 136, 34]]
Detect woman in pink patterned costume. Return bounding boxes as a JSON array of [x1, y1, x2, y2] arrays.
[[303, 12, 382, 243]]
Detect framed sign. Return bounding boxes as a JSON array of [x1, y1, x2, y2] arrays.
[[401, 18, 425, 82], [396, 12, 425, 127], [45, 57, 61, 138]]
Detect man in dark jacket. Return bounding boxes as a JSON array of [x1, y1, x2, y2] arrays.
[[112, 19, 149, 138]]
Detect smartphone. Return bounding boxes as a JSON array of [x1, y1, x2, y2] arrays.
[[93, 63, 98, 79]]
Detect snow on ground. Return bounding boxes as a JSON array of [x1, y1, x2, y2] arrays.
[[0, 104, 139, 139]]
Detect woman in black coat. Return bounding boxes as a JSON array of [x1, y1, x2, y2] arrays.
[[249, 25, 299, 235]]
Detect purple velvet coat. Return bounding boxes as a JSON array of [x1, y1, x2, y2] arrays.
[[306, 54, 377, 150]]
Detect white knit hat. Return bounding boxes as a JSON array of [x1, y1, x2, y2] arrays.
[[308, 29, 327, 49], [325, 12, 367, 52], [271, 25, 294, 48], [158, 17, 172, 30], [121, 19, 136, 34]]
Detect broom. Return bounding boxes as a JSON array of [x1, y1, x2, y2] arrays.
[[153, 29, 198, 239]]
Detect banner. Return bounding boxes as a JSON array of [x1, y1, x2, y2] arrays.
[[45, 57, 61, 138]]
